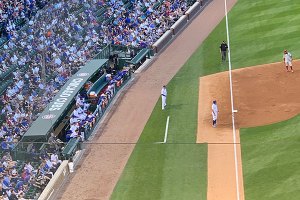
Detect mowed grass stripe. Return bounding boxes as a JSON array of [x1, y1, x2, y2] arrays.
[[110, 145, 166, 200], [229, 1, 300, 68], [241, 115, 300, 200], [165, 61, 202, 143], [111, 146, 208, 200], [160, 145, 207, 200]]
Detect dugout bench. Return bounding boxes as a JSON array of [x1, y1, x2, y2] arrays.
[[87, 73, 108, 95]]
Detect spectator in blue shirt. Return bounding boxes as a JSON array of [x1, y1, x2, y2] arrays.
[[1, 140, 9, 152]]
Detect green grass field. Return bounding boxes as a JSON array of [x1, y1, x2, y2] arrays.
[[241, 115, 300, 200], [111, 0, 300, 199]]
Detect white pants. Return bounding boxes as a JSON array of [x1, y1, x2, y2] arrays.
[[285, 61, 292, 67], [212, 112, 218, 121], [162, 96, 167, 110]]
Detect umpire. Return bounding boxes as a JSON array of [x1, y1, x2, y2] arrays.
[[220, 41, 228, 62]]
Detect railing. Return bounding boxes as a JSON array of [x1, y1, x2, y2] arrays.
[[94, 44, 145, 59], [94, 44, 111, 59]]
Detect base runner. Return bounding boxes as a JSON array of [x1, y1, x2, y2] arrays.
[[283, 50, 293, 72]]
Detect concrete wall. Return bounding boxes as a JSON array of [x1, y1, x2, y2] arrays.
[[185, 2, 201, 20], [38, 161, 70, 200], [170, 15, 188, 35], [152, 30, 173, 54]]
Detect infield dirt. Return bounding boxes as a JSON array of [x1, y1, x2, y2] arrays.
[[197, 60, 300, 200]]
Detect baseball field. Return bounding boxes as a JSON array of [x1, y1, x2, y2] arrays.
[[59, 0, 300, 199]]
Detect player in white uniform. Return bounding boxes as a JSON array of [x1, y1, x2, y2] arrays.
[[161, 85, 167, 110], [212, 100, 219, 128], [283, 50, 293, 72]]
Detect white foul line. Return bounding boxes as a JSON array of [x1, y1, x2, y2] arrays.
[[224, 1, 241, 200], [163, 116, 170, 143]]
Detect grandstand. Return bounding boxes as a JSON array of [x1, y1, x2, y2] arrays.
[[0, 0, 48, 45], [0, 0, 206, 199]]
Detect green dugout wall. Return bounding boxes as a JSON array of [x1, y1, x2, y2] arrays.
[[21, 59, 108, 142]]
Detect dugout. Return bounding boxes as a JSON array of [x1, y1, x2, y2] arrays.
[[17, 59, 108, 146]]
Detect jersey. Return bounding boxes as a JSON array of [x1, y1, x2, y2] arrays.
[[161, 87, 167, 97], [212, 103, 218, 120], [220, 43, 228, 52], [283, 52, 292, 62]]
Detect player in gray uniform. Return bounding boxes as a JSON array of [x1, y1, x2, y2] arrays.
[[283, 50, 293, 72], [212, 100, 219, 127]]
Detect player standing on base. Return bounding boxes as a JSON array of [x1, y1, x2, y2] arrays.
[[283, 50, 293, 72]]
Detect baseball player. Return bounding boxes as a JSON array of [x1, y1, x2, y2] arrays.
[[161, 85, 167, 110], [212, 100, 219, 128], [283, 50, 293, 72]]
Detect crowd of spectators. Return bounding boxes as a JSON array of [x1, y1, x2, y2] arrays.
[[0, 0, 48, 40], [0, 150, 61, 199], [102, 0, 190, 47]]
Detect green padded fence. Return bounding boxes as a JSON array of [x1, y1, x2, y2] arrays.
[[62, 137, 81, 160]]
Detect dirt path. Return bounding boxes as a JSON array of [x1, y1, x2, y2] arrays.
[[58, 0, 237, 199], [233, 60, 300, 128], [197, 60, 300, 200], [197, 73, 245, 200]]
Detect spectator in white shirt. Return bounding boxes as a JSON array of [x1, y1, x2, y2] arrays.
[[51, 153, 61, 166]]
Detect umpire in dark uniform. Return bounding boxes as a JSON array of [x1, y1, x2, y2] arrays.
[[220, 41, 228, 62]]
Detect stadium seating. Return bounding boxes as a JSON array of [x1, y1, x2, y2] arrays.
[[0, 0, 48, 42]]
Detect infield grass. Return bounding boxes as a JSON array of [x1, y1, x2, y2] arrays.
[[111, 0, 300, 199]]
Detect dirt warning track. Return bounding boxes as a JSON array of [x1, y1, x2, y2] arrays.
[[197, 60, 300, 200]]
